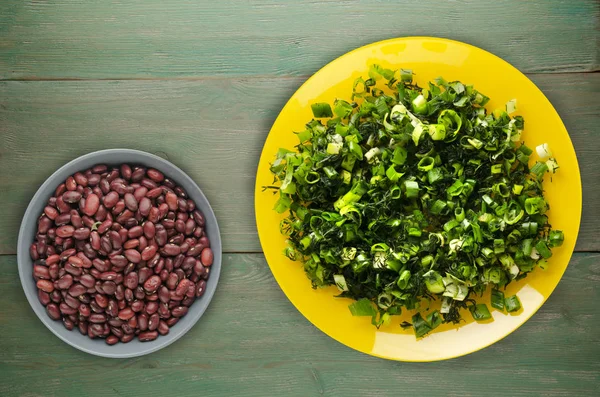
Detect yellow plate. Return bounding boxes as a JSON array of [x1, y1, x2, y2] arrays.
[[254, 37, 581, 361]]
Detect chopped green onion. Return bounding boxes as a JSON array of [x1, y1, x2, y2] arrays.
[[505, 295, 522, 312], [311, 103, 333, 118], [348, 298, 377, 316], [536, 143, 552, 159], [268, 66, 565, 337], [491, 289, 505, 310], [469, 303, 492, 321]]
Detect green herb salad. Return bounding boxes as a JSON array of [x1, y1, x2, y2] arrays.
[[266, 65, 564, 338]]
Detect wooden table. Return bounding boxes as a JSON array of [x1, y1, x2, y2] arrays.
[[1, 1, 598, 395]]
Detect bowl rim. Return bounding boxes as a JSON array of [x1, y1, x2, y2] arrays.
[[17, 148, 222, 358]]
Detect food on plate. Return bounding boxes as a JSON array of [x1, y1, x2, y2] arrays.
[[266, 65, 563, 337]]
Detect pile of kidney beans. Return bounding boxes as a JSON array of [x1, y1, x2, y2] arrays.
[[30, 164, 213, 344]]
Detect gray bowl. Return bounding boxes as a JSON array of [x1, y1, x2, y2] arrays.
[[17, 149, 222, 358]]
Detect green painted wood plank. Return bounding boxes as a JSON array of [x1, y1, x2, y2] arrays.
[[0, 0, 598, 80], [0, 73, 600, 254], [0, 74, 598, 254], [0, 253, 598, 396]]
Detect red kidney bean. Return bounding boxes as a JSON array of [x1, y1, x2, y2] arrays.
[[72, 227, 90, 240], [59, 302, 78, 315], [137, 198, 151, 218], [192, 210, 205, 227], [73, 172, 88, 186], [107, 230, 121, 250], [118, 308, 134, 320], [102, 281, 117, 295], [174, 219, 184, 234], [68, 283, 86, 297], [158, 302, 170, 318], [56, 225, 75, 238], [184, 219, 196, 236], [186, 199, 196, 212], [54, 183, 67, 197], [92, 164, 107, 174], [145, 168, 164, 182], [141, 178, 158, 190], [157, 320, 169, 336], [48, 263, 60, 280], [87, 173, 101, 186], [123, 272, 138, 290], [105, 335, 119, 345], [46, 303, 61, 320], [181, 256, 195, 271], [201, 248, 214, 266], [123, 239, 139, 249], [79, 303, 91, 317], [50, 290, 61, 303], [123, 249, 141, 263], [196, 280, 207, 297], [37, 279, 54, 293], [130, 167, 145, 182], [124, 193, 138, 212], [38, 290, 51, 306], [29, 243, 40, 261], [97, 219, 112, 235], [172, 306, 188, 318], [138, 246, 156, 262], [98, 177, 110, 194], [137, 268, 152, 285], [92, 258, 110, 272], [157, 286, 169, 303], [147, 207, 159, 223], [106, 300, 118, 318], [155, 226, 167, 247], [103, 191, 119, 209], [38, 216, 53, 234], [119, 164, 132, 180], [142, 222, 155, 240], [136, 313, 148, 331], [161, 244, 181, 257], [111, 201, 125, 216], [95, 205, 107, 221], [115, 210, 132, 225], [143, 275, 161, 293], [131, 300, 145, 313], [89, 313, 106, 324], [145, 187, 162, 199], [56, 196, 71, 214], [34, 265, 50, 280], [148, 313, 160, 331], [137, 236, 148, 252], [138, 331, 158, 342], [118, 227, 129, 244], [94, 294, 109, 308], [62, 191, 81, 204], [163, 192, 177, 211], [80, 274, 95, 289], [186, 243, 204, 257], [175, 279, 192, 297], [82, 194, 100, 216], [54, 212, 71, 226], [55, 274, 73, 290], [144, 301, 158, 315], [133, 187, 148, 202], [127, 225, 143, 239]]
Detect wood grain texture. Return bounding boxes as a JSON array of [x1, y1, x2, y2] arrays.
[[0, 0, 598, 80], [0, 253, 599, 396], [0, 73, 598, 254]]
